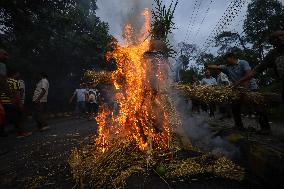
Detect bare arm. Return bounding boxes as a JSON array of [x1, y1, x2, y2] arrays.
[[69, 93, 75, 104], [206, 65, 222, 70]]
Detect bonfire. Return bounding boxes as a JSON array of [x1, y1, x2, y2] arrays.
[[69, 2, 245, 188]]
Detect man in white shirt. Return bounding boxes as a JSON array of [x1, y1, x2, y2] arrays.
[[33, 72, 49, 131], [70, 84, 88, 118], [201, 69, 217, 86], [217, 70, 231, 86], [87, 88, 100, 119]]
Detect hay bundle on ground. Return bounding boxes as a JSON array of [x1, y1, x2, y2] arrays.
[[69, 140, 147, 189], [166, 155, 245, 182], [69, 139, 245, 188]]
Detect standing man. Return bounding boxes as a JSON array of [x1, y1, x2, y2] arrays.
[[16, 73, 25, 105], [206, 53, 270, 132], [87, 89, 100, 119], [0, 49, 13, 104], [1, 70, 32, 137], [0, 97, 6, 137], [70, 84, 88, 118], [0, 49, 8, 77], [33, 72, 50, 131], [0, 50, 29, 137], [235, 31, 284, 102], [0, 49, 8, 137], [201, 69, 217, 86]]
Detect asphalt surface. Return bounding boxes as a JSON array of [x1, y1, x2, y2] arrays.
[[0, 114, 283, 189], [0, 117, 97, 189], [0, 116, 246, 189]]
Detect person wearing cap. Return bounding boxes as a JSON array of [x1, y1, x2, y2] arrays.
[[234, 31, 284, 102]]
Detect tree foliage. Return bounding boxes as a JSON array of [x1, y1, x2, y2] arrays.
[[177, 42, 199, 70], [151, 0, 178, 41], [151, 0, 178, 57], [214, 31, 246, 54], [183, 0, 284, 87], [0, 0, 112, 110], [244, 0, 284, 59]]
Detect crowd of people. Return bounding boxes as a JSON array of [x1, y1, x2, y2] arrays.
[[0, 48, 101, 140], [189, 30, 284, 135], [69, 84, 100, 120], [0, 49, 50, 138], [1, 30, 283, 138]]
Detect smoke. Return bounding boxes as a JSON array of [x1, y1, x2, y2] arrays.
[[96, 0, 153, 42], [173, 95, 240, 159]]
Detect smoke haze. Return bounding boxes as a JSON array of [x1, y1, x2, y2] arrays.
[[173, 96, 240, 158], [96, 0, 153, 42]]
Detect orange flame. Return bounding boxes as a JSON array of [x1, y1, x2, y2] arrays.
[[96, 8, 171, 152]]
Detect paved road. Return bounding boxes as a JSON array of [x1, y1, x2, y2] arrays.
[[1, 114, 282, 189], [0, 117, 97, 189], [0, 117, 246, 189]]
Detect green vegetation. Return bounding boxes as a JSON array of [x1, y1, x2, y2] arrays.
[[151, 0, 178, 57], [179, 0, 284, 87], [0, 0, 112, 111]]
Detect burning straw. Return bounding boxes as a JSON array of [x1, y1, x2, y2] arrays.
[[69, 140, 147, 189], [69, 141, 245, 188]]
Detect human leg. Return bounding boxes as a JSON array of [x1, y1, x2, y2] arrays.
[[0, 103, 6, 137], [231, 102, 244, 130], [34, 103, 47, 129], [257, 110, 271, 131]]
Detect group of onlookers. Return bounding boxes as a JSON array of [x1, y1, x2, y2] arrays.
[[0, 49, 49, 138], [69, 84, 100, 120], [192, 68, 232, 117], [191, 53, 270, 133], [190, 30, 284, 134]]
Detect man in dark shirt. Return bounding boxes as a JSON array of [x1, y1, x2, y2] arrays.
[[235, 31, 284, 102]]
